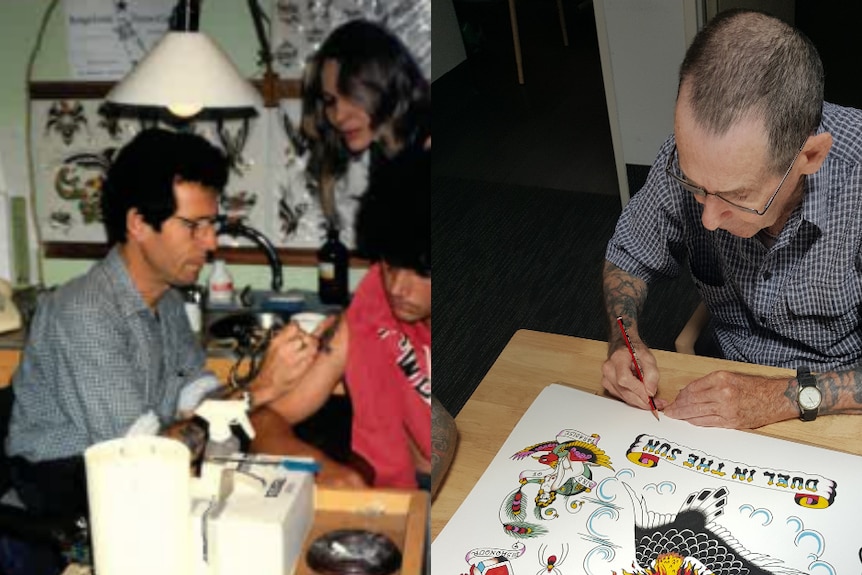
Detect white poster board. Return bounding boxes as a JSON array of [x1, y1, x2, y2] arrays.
[[64, 0, 175, 80], [433, 384, 860, 574]]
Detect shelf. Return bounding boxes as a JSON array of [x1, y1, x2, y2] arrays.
[[43, 242, 369, 269], [29, 79, 302, 101]]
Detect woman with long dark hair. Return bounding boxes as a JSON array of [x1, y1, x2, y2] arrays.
[[301, 19, 430, 223]]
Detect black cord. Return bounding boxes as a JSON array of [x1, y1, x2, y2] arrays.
[[169, 0, 200, 32], [247, 0, 273, 68]]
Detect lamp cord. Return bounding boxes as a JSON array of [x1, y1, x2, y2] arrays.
[[23, 0, 61, 286], [169, 0, 199, 32], [247, 0, 273, 69]]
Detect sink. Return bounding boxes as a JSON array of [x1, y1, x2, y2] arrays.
[[245, 289, 307, 314], [203, 289, 342, 353], [208, 311, 284, 341], [204, 289, 307, 316], [205, 311, 291, 361]]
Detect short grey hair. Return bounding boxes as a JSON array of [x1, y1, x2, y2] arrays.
[[679, 10, 823, 172]]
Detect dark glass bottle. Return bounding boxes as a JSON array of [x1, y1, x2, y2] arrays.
[[317, 225, 349, 305]]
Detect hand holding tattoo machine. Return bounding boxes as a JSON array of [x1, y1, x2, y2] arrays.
[[209, 311, 338, 390], [616, 316, 660, 421]]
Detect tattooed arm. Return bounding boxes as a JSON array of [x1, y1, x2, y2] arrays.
[[664, 366, 862, 430], [817, 369, 862, 417], [602, 260, 649, 348], [431, 394, 458, 501], [601, 260, 660, 410]]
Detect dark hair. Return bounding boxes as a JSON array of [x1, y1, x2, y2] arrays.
[[101, 128, 229, 245], [355, 148, 430, 276], [679, 9, 823, 172], [302, 19, 430, 217]]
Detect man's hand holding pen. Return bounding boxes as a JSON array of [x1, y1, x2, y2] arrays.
[[601, 319, 662, 416]]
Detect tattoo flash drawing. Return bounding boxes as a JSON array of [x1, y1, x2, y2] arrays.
[[618, 484, 810, 575], [53, 150, 115, 224], [463, 542, 526, 575], [45, 101, 89, 145], [536, 543, 569, 574], [501, 430, 614, 538]]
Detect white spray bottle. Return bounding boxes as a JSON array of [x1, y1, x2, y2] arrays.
[[194, 399, 256, 458]]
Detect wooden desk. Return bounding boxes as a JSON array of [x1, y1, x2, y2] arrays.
[[61, 488, 427, 575], [432, 329, 862, 540], [0, 349, 19, 388], [0, 348, 236, 389]]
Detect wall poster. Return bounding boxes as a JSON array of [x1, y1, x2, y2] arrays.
[[29, 97, 368, 249], [432, 384, 862, 574], [64, 0, 175, 80], [271, 0, 431, 79]]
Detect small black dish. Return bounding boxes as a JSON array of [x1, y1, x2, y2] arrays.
[[306, 529, 402, 575]]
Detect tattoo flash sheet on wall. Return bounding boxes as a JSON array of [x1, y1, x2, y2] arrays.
[[271, 0, 431, 80], [29, 99, 370, 248], [269, 100, 365, 249], [432, 384, 861, 574]]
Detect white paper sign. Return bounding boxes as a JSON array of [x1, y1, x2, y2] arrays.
[[433, 384, 862, 574]]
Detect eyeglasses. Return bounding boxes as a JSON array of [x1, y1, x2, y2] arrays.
[[172, 215, 220, 238], [665, 142, 805, 216]]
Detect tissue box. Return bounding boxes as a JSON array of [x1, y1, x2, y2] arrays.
[[191, 460, 314, 575]]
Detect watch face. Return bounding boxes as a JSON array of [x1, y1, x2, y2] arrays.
[[799, 386, 822, 410]]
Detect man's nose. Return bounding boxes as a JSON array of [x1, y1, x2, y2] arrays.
[[699, 195, 730, 231], [388, 270, 410, 297], [198, 227, 218, 251], [331, 100, 347, 124]]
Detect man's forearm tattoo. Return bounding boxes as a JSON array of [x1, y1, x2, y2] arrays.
[[603, 261, 647, 344]]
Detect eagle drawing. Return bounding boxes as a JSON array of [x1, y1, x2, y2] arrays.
[[622, 484, 810, 575]]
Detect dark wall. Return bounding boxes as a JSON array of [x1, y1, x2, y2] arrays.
[[796, 1, 862, 110]]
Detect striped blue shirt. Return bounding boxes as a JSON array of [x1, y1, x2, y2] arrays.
[[7, 247, 207, 461], [607, 102, 862, 370]]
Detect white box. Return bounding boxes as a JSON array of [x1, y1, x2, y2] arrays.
[[190, 460, 315, 575]]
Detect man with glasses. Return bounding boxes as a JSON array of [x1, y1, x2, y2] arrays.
[[4, 130, 358, 560], [601, 10, 861, 430]]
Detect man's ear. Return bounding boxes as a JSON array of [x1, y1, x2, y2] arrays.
[[799, 131, 833, 176], [126, 208, 149, 241]]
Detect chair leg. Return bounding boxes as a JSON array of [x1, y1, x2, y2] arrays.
[[675, 301, 710, 355], [556, 0, 569, 46], [507, 0, 525, 84]]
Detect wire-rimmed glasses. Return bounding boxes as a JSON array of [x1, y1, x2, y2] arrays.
[[172, 215, 220, 239], [665, 142, 805, 216]]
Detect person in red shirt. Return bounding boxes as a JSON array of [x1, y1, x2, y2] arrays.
[[257, 148, 431, 489]]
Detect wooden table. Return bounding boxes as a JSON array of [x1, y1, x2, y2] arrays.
[[432, 329, 862, 540], [0, 348, 238, 389]]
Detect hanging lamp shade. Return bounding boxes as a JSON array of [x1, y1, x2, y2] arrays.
[[105, 31, 262, 118]]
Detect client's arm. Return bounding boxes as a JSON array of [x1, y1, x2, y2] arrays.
[[249, 406, 365, 488], [431, 395, 458, 500]]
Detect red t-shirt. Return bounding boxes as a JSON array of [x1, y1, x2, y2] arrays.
[[346, 264, 431, 488]]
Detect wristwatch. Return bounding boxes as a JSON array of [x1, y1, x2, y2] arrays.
[[796, 367, 821, 422]]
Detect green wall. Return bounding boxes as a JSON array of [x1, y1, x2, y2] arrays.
[[0, 1, 362, 291]]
